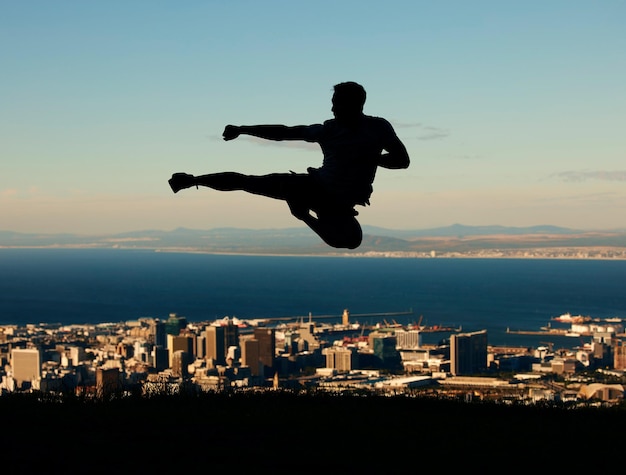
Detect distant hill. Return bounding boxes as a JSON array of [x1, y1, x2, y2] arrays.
[[1, 225, 625, 255], [362, 223, 583, 239]]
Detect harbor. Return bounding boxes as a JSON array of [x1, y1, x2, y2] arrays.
[[506, 313, 625, 338]]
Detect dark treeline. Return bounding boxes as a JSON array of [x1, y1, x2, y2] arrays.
[[1, 391, 624, 472]]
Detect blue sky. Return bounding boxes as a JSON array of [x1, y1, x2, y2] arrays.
[[2, 1, 625, 233]]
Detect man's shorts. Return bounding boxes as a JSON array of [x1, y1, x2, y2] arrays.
[[281, 171, 359, 218]]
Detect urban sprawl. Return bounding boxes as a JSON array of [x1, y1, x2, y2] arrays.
[[2, 310, 626, 405]]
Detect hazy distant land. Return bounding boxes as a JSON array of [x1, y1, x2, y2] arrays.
[[2, 224, 625, 259]]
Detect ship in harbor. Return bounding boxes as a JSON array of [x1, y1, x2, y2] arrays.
[[552, 313, 592, 324], [508, 313, 624, 338]]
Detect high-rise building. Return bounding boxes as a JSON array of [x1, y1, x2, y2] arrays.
[[254, 328, 276, 375], [614, 338, 626, 370], [196, 334, 206, 359], [450, 330, 488, 376], [224, 321, 240, 350], [11, 348, 41, 388], [167, 334, 193, 368], [150, 319, 167, 347], [206, 325, 226, 365], [593, 341, 613, 368], [152, 346, 169, 372], [171, 350, 192, 378], [96, 367, 121, 397], [241, 338, 261, 376], [180, 329, 199, 357], [323, 346, 357, 371], [370, 334, 401, 368]]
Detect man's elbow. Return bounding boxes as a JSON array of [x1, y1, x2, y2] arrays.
[[393, 154, 410, 169]]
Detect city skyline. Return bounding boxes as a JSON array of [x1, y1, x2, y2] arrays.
[[2, 1, 625, 234]]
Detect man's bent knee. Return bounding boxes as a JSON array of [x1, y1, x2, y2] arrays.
[[318, 218, 362, 249]]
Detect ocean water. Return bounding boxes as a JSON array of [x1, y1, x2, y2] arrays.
[[1, 248, 626, 348]]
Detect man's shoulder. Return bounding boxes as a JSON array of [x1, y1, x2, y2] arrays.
[[363, 115, 392, 126], [362, 115, 396, 136], [321, 116, 392, 128]]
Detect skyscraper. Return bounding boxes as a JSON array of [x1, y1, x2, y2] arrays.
[[370, 334, 401, 369], [450, 330, 488, 376], [241, 338, 261, 376], [150, 319, 166, 347], [224, 320, 240, 350], [167, 334, 193, 368], [253, 328, 276, 376], [152, 346, 169, 372], [171, 350, 192, 378], [206, 325, 226, 366]]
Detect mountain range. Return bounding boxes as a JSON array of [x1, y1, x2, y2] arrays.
[[1, 224, 625, 255]]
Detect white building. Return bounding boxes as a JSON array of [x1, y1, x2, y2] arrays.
[[395, 329, 422, 349]]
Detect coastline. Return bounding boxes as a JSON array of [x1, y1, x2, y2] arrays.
[[2, 244, 626, 260]]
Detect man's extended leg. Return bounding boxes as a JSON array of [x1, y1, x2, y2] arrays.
[[168, 171, 363, 249], [169, 172, 295, 200]]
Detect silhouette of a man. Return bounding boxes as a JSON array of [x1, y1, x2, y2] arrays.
[[168, 81, 410, 249]]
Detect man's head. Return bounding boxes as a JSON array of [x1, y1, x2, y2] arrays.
[[332, 81, 366, 122]]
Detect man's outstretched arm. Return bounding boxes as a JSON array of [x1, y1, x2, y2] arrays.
[[378, 135, 410, 169], [223, 125, 311, 141]]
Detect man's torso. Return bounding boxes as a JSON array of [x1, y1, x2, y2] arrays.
[[305, 115, 397, 205]]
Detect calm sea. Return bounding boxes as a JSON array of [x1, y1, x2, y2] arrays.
[[2, 249, 626, 348]]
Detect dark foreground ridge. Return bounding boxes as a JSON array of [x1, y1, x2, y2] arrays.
[[1, 390, 624, 472]]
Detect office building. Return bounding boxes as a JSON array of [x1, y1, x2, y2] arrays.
[[11, 348, 41, 388], [370, 333, 401, 368], [150, 319, 167, 347], [593, 341, 613, 368], [254, 328, 276, 376], [241, 338, 261, 376], [223, 320, 240, 350], [171, 350, 192, 377], [450, 330, 488, 376], [395, 329, 422, 349], [323, 346, 357, 371], [196, 334, 206, 359], [206, 325, 226, 365], [152, 345, 169, 372], [167, 334, 194, 367]]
